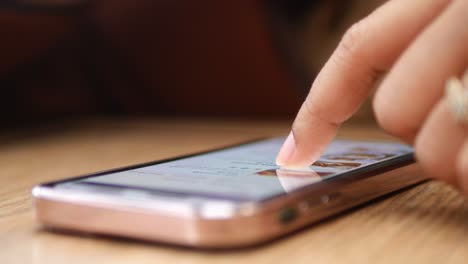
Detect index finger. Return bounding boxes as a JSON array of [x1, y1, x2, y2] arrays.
[[276, 0, 450, 167]]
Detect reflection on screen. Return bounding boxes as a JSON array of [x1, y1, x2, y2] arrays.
[[75, 138, 412, 200]]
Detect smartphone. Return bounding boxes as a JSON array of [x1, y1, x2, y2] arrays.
[[33, 138, 425, 248]]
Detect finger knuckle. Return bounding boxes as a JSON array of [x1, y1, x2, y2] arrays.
[[334, 20, 369, 65], [373, 94, 418, 142], [414, 140, 440, 180], [303, 99, 341, 127], [291, 100, 339, 146], [414, 135, 454, 184], [373, 97, 405, 137]]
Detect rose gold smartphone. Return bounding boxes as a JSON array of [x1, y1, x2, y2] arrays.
[[33, 138, 425, 248]]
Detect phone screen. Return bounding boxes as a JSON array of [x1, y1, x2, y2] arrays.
[[56, 138, 413, 201]]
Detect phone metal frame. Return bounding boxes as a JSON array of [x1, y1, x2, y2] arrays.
[[32, 139, 427, 248]]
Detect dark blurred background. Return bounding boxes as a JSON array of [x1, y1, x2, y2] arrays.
[[0, 0, 385, 128]]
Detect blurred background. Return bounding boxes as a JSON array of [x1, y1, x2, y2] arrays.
[[0, 0, 386, 129]]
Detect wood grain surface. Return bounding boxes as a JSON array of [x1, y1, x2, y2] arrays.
[[2, 118, 468, 264]]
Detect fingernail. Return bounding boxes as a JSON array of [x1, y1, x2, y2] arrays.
[[276, 132, 296, 166]]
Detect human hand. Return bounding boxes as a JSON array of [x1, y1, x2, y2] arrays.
[[276, 0, 468, 192]]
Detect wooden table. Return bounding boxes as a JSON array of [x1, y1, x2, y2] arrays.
[[2, 118, 468, 264]]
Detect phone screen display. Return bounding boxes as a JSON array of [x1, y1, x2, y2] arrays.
[[58, 138, 412, 201]]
